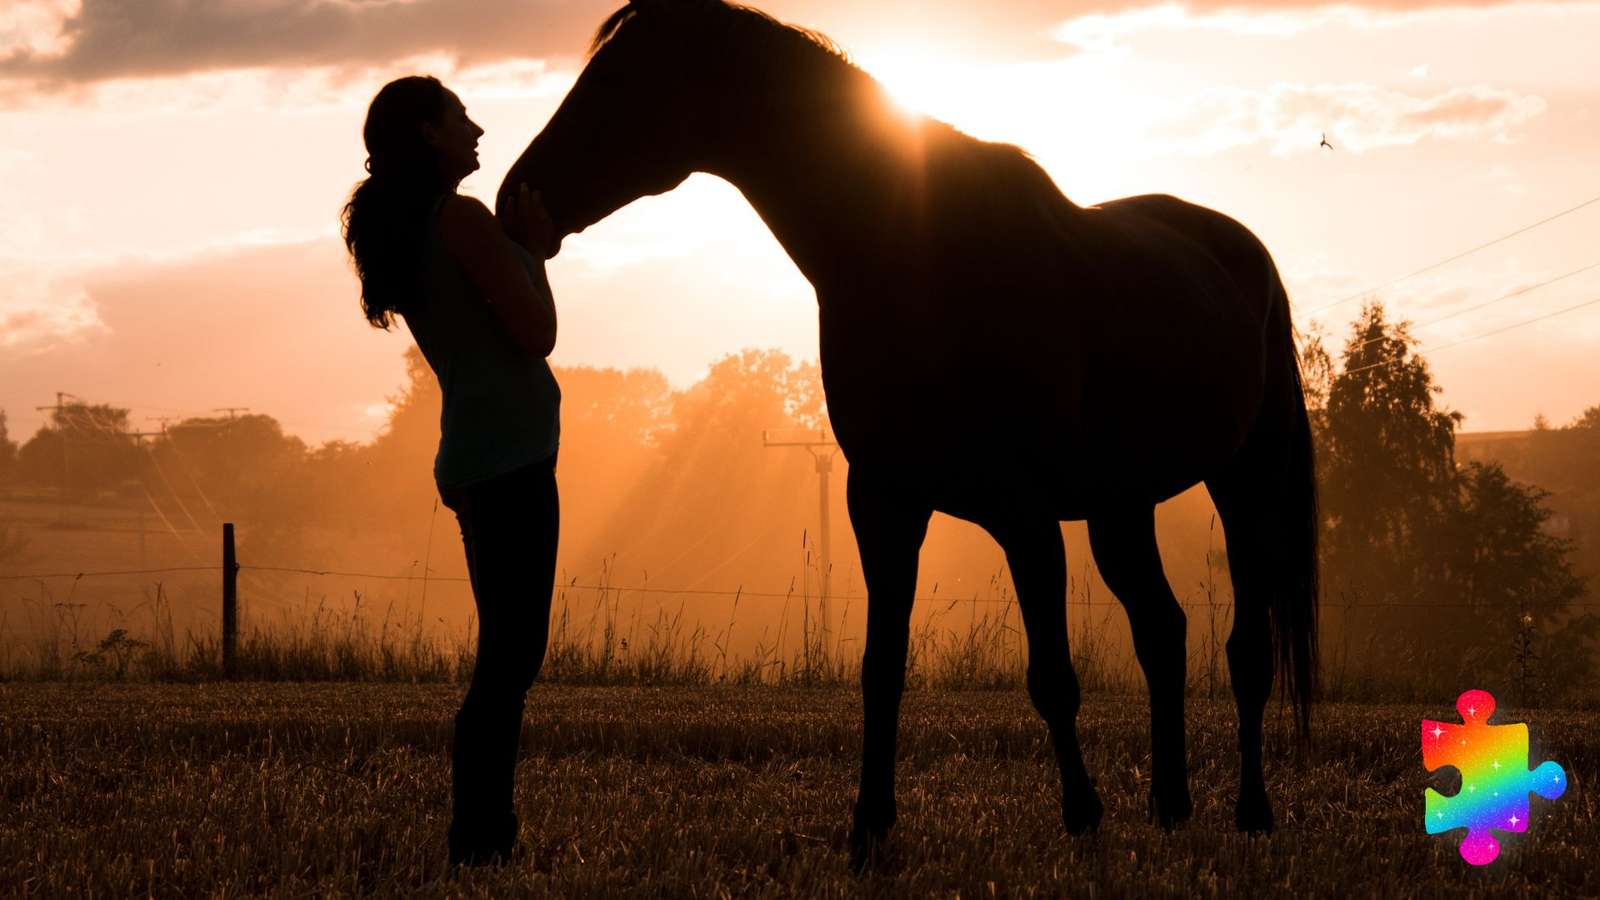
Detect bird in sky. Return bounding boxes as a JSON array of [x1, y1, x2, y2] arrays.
[[1320, 132, 1334, 150]]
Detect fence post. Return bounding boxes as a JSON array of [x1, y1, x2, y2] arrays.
[[222, 523, 237, 677]]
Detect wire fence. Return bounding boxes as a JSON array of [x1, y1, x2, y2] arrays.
[[4, 562, 1598, 610]]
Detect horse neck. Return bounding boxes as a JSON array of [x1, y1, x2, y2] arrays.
[[704, 78, 932, 295]]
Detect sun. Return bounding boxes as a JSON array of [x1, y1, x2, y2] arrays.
[[855, 47, 948, 118], [851, 45, 1041, 146], [849, 45, 1165, 205]]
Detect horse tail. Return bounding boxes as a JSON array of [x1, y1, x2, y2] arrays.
[[1210, 256, 1320, 743], [1268, 264, 1320, 742]]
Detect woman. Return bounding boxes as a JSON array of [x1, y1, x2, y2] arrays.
[[341, 75, 561, 867]]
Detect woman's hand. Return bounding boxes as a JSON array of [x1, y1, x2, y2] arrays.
[[498, 182, 555, 258]]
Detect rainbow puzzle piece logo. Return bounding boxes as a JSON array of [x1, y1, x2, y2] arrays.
[[1422, 688, 1567, 865]]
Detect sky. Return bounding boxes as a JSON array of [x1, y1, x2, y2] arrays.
[[2, 0, 1598, 446]]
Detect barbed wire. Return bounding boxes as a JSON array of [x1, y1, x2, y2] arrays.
[[0, 566, 222, 580], [3, 562, 1597, 609]]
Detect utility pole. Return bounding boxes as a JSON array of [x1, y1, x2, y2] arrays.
[[35, 392, 78, 524], [213, 407, 250, 421], [127, 427, 167, 570], [222, 523, 238, 677], [763, 425, 840, 648]]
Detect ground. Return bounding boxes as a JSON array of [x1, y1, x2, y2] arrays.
[[1, 685, 1593, 897]]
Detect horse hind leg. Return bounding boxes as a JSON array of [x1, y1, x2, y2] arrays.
[[991, 518, 1103, 835], [1088, 506, 1193, 830], [1206, 335, 1320, 834], [1206, 473, 1278, 834]]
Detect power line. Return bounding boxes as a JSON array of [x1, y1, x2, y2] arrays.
[[150, 418, 226, 524], [138, 483, 207, 562], [1306, 194, 1600, 315], [60, 401, 211, 557], [1342, 293, 1600, 378], [139, 442, 208, 537], [1341, 261, 1600, 355]]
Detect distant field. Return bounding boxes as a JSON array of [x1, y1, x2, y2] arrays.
[[1, 685, 1592, 897]]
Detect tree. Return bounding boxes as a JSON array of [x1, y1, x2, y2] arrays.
[[0, 410, 16, 485], [1568, 405, 1600, 431], [1298, 322, 1335, 433], [559, 366, 674, 449], [1440, 462, 1595, 694], [1316, 302, 1595, 701], [1318, 302, 1461, 596], [148, 414, 309, 521], [573, 349, 828, 588], [15, 401, 143, 498]]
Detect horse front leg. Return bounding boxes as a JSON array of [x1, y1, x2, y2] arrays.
[[847, 468, 931, 871], [993, 517, 1104, 835]]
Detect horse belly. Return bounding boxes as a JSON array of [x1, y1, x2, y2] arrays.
[[1071, 303, 1261, 498], [818, 268, 1262, 518]]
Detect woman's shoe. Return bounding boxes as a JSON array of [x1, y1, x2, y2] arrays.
[[448, 811, 519, 867]]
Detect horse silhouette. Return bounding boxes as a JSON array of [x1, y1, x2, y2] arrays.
[[500, 0, 1318, 867]]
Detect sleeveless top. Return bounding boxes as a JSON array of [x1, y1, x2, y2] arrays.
[[402, 194, 561, 491]]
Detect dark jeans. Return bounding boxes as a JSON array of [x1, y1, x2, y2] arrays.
[[438, 455, 558, 863]]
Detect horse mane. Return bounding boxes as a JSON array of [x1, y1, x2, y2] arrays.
[[591, 0, 842, 60], [589, 0, 1080, 213]]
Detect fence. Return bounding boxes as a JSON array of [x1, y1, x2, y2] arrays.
[[3, 522, 1594, 704]]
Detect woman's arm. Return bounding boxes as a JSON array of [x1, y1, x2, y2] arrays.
[[436, 193, 557, 358], [512, 242, 558, 353]]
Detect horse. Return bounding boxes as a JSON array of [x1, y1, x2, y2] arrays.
[[499, 0, 1319, 866]]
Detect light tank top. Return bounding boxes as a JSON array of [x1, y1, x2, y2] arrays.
[[402, 194, 560, 490]]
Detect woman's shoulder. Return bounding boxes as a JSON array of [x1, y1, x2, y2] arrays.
[[434, 193, 503, 259], [436, 192, 495, 232]]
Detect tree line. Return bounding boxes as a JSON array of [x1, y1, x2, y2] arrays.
[[1, 302, 1594, 701]]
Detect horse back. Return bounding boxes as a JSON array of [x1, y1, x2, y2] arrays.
[[816, 189, 1278, 516]]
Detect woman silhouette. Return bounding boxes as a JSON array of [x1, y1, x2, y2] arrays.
[[341, 75, 561, 867]]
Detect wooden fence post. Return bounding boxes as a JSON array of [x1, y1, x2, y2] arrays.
[[222, 523, 237, 677]]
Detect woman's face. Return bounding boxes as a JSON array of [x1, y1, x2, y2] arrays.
[[424, 89, 485, 184]]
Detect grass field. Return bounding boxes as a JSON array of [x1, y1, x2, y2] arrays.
[[2, 684, 1592, 897]]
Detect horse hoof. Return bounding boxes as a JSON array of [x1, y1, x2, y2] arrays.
[[1062, 787, 1104, 835], [1235, 796, 1275, 834], [1149, 787, 1194, 831]]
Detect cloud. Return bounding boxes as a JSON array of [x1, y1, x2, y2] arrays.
[[1149, 83, 1547, 156], [5, 0, 1596, 92], [0, 0, 77, 58], [0, 0, 604, 88], [0, 278, 105, 350], [0, 215, 816, 444], [0, 235, 410, 444]]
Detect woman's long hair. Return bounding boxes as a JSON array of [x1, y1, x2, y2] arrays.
[[341, 75, 451, 329]]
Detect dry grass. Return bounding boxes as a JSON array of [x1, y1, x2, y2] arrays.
[[3, 554, 1593, 710], [5, 577, 1595, 713], [1, 683, 1593, 897]]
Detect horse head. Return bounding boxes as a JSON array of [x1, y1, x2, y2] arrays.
[[499, 0, 743, 254]]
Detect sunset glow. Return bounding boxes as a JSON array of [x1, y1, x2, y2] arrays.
[[1, 0, 1597, 445], [4, 8, 1598, 884]]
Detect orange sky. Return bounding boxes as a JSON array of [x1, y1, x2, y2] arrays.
[[2, 0, 1598, 445]]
